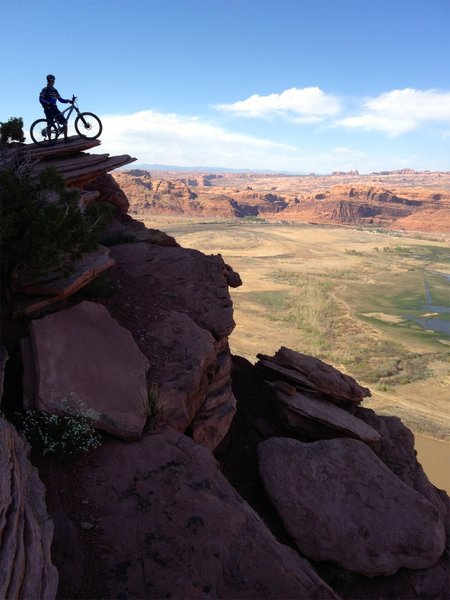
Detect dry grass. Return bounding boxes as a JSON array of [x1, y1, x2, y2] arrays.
[[139, 216, 450, 442]]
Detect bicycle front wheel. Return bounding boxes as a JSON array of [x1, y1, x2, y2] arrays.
[[30, 119, 57, 145], [75, 112, 102, 139]]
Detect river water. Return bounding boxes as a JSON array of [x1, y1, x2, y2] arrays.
[[404, 270, 450, 335], [414, 433, 450, 492]]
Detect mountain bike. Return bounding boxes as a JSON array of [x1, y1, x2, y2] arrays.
[[30, 96, 102, 145]]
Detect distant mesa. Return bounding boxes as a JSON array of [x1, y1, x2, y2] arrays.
[[331, 170, 359, 176], [113, 168, 450, 234]]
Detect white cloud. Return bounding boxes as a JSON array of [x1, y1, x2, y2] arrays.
[[213, 87, 341, 121], [335, 88, 450, 135], [99, 109, 299, 170], [96, 107, 443, 174]]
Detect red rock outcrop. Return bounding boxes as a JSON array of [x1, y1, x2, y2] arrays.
[[42, 428, 338, 600], [0, 418, 58, 600], [11, 246, 115, 318], [219, 354, 450, 598], [105, 241, 240, 450], [21, 301, 149, 441], [14, 137, 135, 188], [84, 173, 130, 213], [270, 380, 380, 445], [258, 436, 445, 577], [112, 169, 450, 233], [257, 346, 371, 406]]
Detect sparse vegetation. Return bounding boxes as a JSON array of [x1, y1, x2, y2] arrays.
[[14, 394, 102, 456], [144, 383, 164, 427], [345, 248, 364, 256], [0, 164, 114, 307], [15, 409, 101, 456], [286, 275, 336, 354]]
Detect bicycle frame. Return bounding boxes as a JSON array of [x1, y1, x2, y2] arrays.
[[48, 98, 82, 132]]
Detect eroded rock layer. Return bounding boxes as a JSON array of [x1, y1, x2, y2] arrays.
[[0, 418, 58, 600]]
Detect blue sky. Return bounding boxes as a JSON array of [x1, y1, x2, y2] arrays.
[[2, 0, 449, 173]]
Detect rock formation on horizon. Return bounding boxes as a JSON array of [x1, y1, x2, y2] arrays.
[[112, 168, 450, 234]]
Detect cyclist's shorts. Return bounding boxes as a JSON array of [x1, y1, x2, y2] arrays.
[[44, 106, 66, 126]]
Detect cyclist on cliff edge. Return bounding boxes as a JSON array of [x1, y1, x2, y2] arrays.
[[39, 74, 73, 143]]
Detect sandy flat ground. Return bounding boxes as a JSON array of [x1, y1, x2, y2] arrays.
[[142, 217, 450, 443]]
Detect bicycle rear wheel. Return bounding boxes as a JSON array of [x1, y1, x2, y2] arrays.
[[30, 119, 58, 145], [75, 112, 102, 139]]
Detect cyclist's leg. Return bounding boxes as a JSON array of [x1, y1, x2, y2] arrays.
[[55, 110, 68, 141], [44, 108, 54, 141]]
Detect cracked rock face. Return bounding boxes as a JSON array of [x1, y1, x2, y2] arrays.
[[45, 427, 338, 600], [258, 437, 446, 577], [0, 418, 58, 599]]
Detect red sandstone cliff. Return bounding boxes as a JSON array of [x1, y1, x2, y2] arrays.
[[113, 170, 450, 233]]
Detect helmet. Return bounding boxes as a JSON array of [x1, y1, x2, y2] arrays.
[[46, 74, 55, 81]]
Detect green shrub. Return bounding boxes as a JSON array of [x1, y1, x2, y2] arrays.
[[0, 117, 25, 143], [0, 164, 113, 305]]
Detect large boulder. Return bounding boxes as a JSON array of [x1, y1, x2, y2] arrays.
[[0, 418, 58, 599], [22, 301, 149, 440], [45, 428, 338, 600], [356, 407, 450, 535], [258, 437, 445, 577]]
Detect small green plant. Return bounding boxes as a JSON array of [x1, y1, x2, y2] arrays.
[[144, 383, 164, 427], [0, 117, 25, 143], [376, 382, 392, 392], [15, 393, 102, 456]]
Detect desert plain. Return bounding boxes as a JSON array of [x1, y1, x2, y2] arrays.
[[124, 169, 450, 490]]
